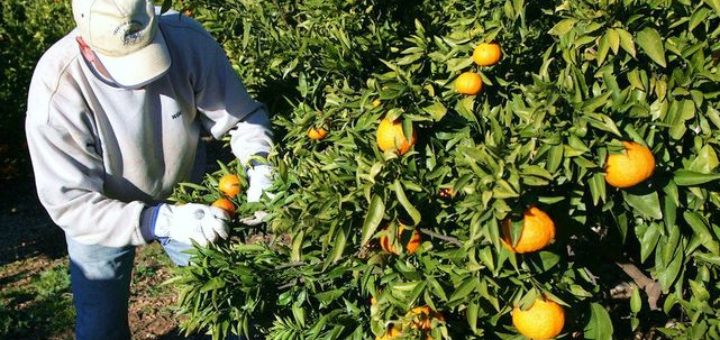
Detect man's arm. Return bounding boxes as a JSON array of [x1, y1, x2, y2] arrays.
[[192, 31, 274, 203], [26, 103, 150, 248], [193, 35, 273, 159]]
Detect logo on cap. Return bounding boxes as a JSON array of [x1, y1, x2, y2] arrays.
[[113, 20, 145, 46]]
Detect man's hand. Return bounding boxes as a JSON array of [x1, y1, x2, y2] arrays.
[[152, 203, 230, 246], [242, 165, 273, 226], [240, 211, 268, 226], [246, 164, 273, 203]]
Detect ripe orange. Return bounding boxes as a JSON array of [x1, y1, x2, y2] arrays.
[[605, 141, 655, 188], [455, 72, 483, 95], [380, 226, 421, 255], [211, 198, 236, 217], [473, 42, 502, 66], [376, 118, 417, 155], [307, 127, 328, 140], [512, 297, 565, 340], [438, 187, 455, 199], [218, 174, 241, 198], [501, 206, 555, 254], [408, 306, 444, 331]]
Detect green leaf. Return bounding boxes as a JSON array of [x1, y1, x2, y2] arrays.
[[689, 145, 719, 174], [549, 18, 577, 36], [360, 195, 385, 246], [424, 101, 448, 121], [636, 28, 666, 67], [623, 191, 663, 220], [394, 180, 421, 226], [673, 170, 720, 186], [617, 28, 636, 58], [597, 33, 610, 66], [314, 288, 347, 305], [689, 8, 712, 31], [630, 286, 642, 313], [467, 301, 479, 333], [449, 277, 476, 302], [607, 29, 620, 54], [200, 277, 225, 293], [330, 226, 347, 264], [402, 119, 413, 146], [291, 230, 304, 262], [668, 100, 696, 140], [684, 212, 720, 255], [589, 172, 607, 206], [584, 303, 614, 340], [703, 0, 720, 14], [639, 223, 661, 263], [657, 245, 683, 291]]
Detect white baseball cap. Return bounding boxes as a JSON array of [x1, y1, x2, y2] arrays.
[[72, 0, 171, 87]]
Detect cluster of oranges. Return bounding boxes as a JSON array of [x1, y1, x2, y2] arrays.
[[211, 173, 242, 217], [499, 141, 655, 338], [455, 42, 502, 95], [301, 39, 656, 339]]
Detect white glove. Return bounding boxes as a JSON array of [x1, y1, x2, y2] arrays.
[[153, 203, 230, 246], [240, 211, 268, 226], [247, 164, 273, 203]]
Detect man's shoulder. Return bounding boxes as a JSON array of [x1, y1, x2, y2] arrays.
[[32, 30, 82, 95], [28, 30, 83, 125], [35, 30, 81, 75], [159, 12, 215, 44]]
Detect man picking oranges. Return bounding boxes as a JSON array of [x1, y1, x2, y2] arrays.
[[24, 0, 273, 338]]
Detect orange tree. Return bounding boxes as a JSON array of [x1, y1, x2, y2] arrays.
[[168, 0, 720, 339]]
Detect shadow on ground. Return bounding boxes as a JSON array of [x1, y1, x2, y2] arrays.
[[0, 177, 66, 266]]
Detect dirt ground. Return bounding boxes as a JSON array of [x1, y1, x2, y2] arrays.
[[0, 140, 232, 339]]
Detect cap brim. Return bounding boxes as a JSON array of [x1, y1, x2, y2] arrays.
[[96, 29, 171, 88]]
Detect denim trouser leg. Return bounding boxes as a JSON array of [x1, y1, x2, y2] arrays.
[[66, 236, 135, 340]]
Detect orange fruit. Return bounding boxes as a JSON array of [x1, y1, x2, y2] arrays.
[[218, 174, 241, 198], [512, 297, 565, 340], [408, 306, 444, 331], [605, 141, 655, 188], [376, 118, 417, 155], [473, 42, 502, 66], [501, 206, 555, 254], [211, 198, 236, 217], [438, 187, 455, 199], [380, 225, 421, 255], [376, 324, 402, 340], [307, 127, 328, 140], [455, 72, 483, 95]]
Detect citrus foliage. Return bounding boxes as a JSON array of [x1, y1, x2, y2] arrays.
[[0, 0, 73, 167], [171, 0, 720, 339]]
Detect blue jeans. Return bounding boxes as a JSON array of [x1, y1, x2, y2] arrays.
[[66, 236, 196, 339]]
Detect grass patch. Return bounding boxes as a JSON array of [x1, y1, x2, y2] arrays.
[[0, 263, 74, 338]]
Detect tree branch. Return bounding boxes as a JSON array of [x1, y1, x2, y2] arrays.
[[419, 228, 463, 247], [615, 262, 662, 311]]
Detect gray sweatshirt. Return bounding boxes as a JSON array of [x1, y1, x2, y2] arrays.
[[25, 13, 272, 247]]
